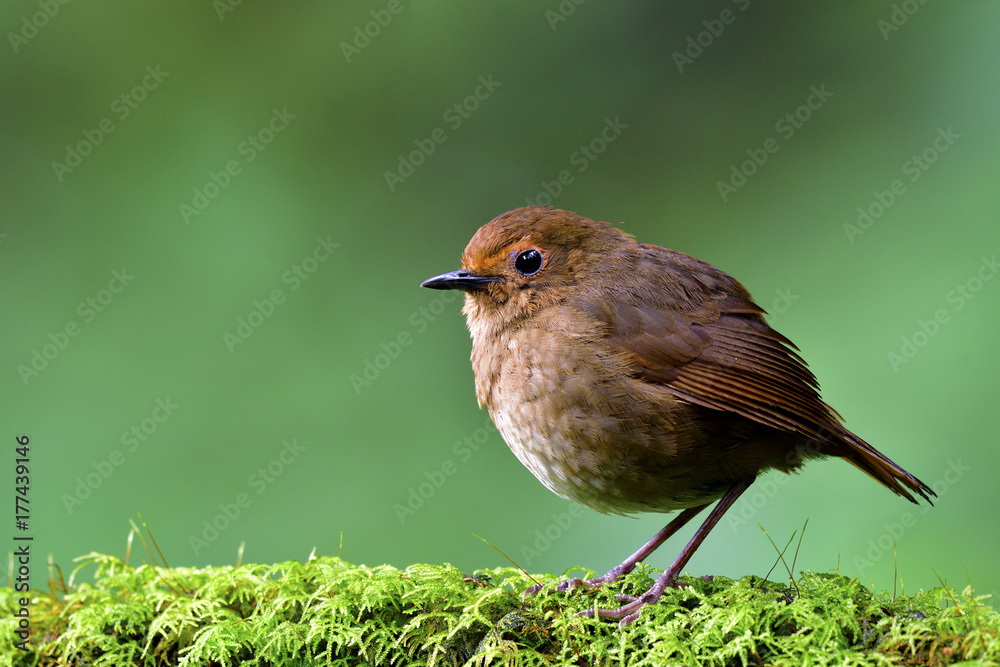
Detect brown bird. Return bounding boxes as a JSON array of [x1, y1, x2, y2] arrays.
[[421, 206, 933, 626]]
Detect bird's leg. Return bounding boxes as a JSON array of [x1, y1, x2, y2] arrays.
[[585, 478, 753, 627], [523, 504, 709, 598]]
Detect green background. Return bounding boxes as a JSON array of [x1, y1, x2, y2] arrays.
[[2, 2, 997, 604]]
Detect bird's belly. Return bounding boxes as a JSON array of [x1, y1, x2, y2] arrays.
[[474, 315, 736, 514], [490, 406, 619, 512], [486, 376, 728, 515]]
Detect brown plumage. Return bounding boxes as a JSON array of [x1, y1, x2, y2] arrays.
[[422, 206, 933, 625]]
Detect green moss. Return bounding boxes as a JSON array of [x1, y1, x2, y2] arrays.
[[2, 554, 998, 666]]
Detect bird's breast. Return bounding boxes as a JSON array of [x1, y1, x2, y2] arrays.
[[468, 305, 727, 514]]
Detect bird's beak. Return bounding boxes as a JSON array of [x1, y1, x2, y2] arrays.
[[421, 269, 502, 291]]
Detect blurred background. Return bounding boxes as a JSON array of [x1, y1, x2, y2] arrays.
[[2, 2, 997, 603]]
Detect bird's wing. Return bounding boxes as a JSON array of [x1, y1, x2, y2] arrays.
[[577, 244, 838, 440], [573, 242, 933, 504]]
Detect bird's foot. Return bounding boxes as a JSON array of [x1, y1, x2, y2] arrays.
[[580, 573, 687, 627], [522, 570, 621, 600]]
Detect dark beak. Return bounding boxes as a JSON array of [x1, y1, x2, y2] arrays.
[[421, 269, 501, 291]]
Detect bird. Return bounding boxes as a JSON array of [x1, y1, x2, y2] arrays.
[[421, 206, 933, 626]]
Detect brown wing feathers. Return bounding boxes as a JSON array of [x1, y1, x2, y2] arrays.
[[598, 247, 934, 504]]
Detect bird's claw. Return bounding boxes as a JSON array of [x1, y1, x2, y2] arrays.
[[577, 590, 653, 627], [579, 576, 687, 627], [522, 572, 624, 600], [524, 568, 692, 627], [522, 576, 598, 600]]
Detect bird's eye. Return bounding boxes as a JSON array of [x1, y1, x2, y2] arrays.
[[514, 249, 543, 276]]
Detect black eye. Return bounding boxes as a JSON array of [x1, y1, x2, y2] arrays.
[[514, 249, 543, 276]]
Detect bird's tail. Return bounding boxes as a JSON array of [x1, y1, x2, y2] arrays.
[[830, 428, 935, 505]]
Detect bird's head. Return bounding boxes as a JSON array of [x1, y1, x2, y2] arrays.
[[421, 206, 632, 334]]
